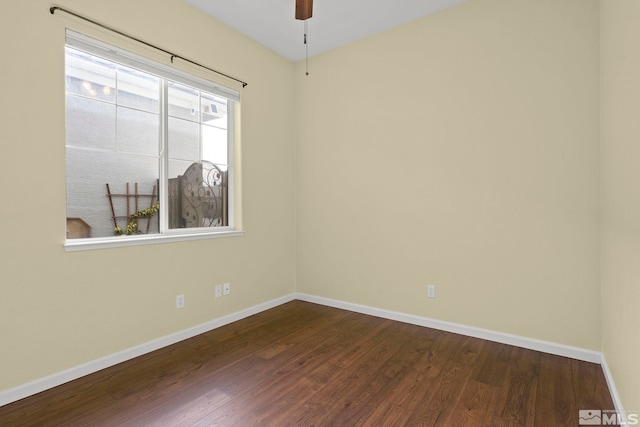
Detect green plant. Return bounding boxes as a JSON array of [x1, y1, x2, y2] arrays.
[[114, 203, 160, 236]]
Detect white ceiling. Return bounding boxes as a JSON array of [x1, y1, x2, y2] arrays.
[[184, 0, 468, 62]]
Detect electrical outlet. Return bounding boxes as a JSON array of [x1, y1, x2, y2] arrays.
[[176, 294, 185, 309], [427, 285, 436, 299], [215, 285, 222, 298], [223, 282, 231, 296]]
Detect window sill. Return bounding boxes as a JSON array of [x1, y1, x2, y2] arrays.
[[64, 230, 245, 252]]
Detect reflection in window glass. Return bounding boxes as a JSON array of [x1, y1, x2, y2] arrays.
[[65, 49, 116, 103], [168, 81, 199, 122], [167, 86, 229, 230], [118, 65, 160, 113]]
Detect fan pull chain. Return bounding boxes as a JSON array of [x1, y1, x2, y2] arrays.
[[304, 20, 309, 76]]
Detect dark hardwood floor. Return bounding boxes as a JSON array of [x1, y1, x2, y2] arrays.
[[0, 300, 615, 426]]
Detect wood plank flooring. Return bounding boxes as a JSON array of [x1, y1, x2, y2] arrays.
[[0, 300, 616, 426]]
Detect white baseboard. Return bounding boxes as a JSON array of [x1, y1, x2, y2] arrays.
[[294, 293, 603, 363], [1, 292, 623, 415], [600, 355, 626, 415], [0, 294, 296, 408]]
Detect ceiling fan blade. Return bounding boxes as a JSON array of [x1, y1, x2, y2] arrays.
[[295, 0, 313, 20]]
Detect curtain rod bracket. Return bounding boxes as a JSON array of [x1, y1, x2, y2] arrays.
[[49, 5, 248, 88]]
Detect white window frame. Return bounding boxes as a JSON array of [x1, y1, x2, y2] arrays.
[[64, 30, 243, 251]]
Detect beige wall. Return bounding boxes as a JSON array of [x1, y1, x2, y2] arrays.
[[601, 0, 640, 412], [295, 0, 601, 349], [0, 0, 296, 391]]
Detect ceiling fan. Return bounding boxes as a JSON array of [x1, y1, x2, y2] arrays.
[[295, 0, 313, 20]]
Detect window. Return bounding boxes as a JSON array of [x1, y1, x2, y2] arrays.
[[64, 31, 241, 250]]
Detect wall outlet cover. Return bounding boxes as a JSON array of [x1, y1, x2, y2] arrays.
[[427, 285, 436, 299], [176, 294, 185, 309]]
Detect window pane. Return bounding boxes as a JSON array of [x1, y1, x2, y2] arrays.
[[67, 148, 159, 238], [168, 81, 199, 122], [66, 95, 116, 150], [118, 66, 160, 113], [201, 92, 228, 129], [168, 117, 200, 162], [65, 48, 116, 103], [167, 84, 229, 230], [65, 48, 161, 240], [202, 124, 227, 166], [117, 107, 160, 156]]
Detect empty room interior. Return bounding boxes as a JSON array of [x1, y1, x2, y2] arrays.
[[1, 0, 639, 425]]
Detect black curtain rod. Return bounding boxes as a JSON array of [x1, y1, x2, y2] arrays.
[[50, 5, 248, 88]]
